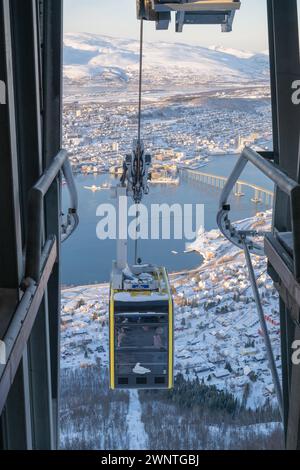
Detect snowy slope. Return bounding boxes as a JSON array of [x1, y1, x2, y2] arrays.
[[127, 390, 148, 450], [63, 33, 269, 83]]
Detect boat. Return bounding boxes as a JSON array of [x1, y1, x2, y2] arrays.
[[84, 185, 102, 192], [84, 183, 112, 192]]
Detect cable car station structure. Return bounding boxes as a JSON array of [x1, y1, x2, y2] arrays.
[[0, 0, 300, 450]]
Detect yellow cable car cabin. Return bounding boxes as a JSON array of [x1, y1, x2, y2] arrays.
[[109, 263, 173, 390]]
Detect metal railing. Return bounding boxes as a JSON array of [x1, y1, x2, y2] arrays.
[[215, 146, 300, 422], [0, 150, 78, 414], [24, 149, 78, 284], [217, 146, 300, 263]]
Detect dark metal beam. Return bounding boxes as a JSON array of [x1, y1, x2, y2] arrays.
[[42, 1, 63, 449], [267, 0, 300, 232], [286, 326, 300, 449], [267, 0, 300, 450], [1, 357, 32, 450], [266, 0, 279, 163], [0, 0, 23, 292], [0, 0, 35, 450], [0, 0, 71, 450], [10, 0, 43, 239], [27, 299, 55, 449]]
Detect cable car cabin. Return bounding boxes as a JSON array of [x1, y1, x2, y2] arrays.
[[109, 263, 173, 390]]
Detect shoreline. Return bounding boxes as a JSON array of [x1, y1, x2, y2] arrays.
[[61, 211, 270, 291]]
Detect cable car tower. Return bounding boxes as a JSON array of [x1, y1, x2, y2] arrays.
[[109, 20, 174, 390]]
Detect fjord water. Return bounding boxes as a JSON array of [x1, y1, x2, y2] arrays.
[[61, 154, 273, 286]]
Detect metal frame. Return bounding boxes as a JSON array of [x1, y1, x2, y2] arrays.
[[215, 0, 300, 448], [216, 140, 300, 446], [217, 147, 300, 262], [215, 2, 300, 448], [0, 0, 78, 450], [137, 0, 240, 31], [267, 0, 300, 450], [0, 142, 76, 447], [216, 146, 290, 421], [0, 0, 30, 449]]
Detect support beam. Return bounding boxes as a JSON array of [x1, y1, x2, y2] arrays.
[[267, 0, 300, 449], [0, 0, 26, 449], [286, 326, 300, 449], [27, 299, 54, 449], [267, 0, 300, 231], [1, 358, 32, 450], [0, 0, 23, 294], [10, 0, 43, 235], [0, 0, 67, 450], [42, 0, 63, 449]]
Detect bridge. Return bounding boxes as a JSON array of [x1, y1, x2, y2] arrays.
[[181, 168, 274, 206]]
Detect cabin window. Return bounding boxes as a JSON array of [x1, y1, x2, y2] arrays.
[[118, 377, 129, 385], [116, 324, 167, 350]]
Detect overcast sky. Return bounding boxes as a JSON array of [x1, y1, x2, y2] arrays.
[[64, 0, 271, 52]]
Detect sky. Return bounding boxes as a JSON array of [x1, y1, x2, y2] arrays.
[[64, 0, 270, 52]]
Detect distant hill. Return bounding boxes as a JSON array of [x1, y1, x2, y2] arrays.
[[63, 33, 269, 84]]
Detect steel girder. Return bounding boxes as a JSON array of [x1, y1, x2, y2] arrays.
[[267, 0, 300, 450], [0, 0, 64, 450]]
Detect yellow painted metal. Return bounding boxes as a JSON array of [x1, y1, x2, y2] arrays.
[[109, 288, 115, 389], [162, 267, 174, 389], [168, 298, 174, 389]]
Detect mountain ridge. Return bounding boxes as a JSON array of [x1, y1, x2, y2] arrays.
[[64, 32, 269, 83]]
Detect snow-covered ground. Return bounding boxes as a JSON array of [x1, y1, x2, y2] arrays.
[[61, 210, 281, 412], [127, 390, 148, 450]]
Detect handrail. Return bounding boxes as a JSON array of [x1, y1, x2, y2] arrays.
[[217, 147, 300, 264], [1, 151, 78, 414], [24, 149, 79, 284], [216, 145, 300, 424], [240, 147, 298, 195], [219, 147, 299, 211]]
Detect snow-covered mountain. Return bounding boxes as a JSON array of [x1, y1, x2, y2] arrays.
[[64, 33, 269, 83]]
